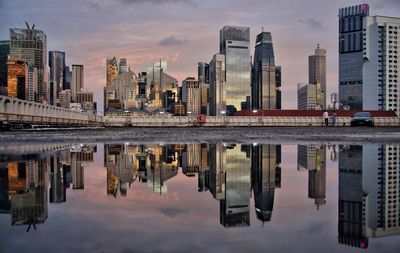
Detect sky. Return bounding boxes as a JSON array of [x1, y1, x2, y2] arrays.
[[1, 0, 400, 110]]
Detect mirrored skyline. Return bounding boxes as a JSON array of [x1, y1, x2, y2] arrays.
[[1, 142, 400, 252]]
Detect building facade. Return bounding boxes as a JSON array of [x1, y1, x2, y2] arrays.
[[0, 40, 10, 96], [7, 58, 27, 99], [209, 53, 226, 116], [363, 16, 400, 114], [71, 64, 84, 102], [48, 51, 65, 106], [220, 26, 251, 115], [297, 82, 323, 110], [252, 31, 282, 110], [309, 44, 326, 108], [182, 77, 201, 116], [338, 4, 369, 109], [9, 24, 47, 103]]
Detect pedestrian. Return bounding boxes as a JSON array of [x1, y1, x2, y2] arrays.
[[332, 112, 337, 127], [323, 111, 329, 126]]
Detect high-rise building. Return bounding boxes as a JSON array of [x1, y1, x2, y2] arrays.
[[363, 16, 400, 114], [63, 66, 72, 90], [7, 58, 27, 99], [275, 66, 282, 109], [147, 59, 167, 97], [252, 31, 281, 110], [297, 82, 324, 110], [0, 40, 10, 96], [209, 53, 226, 116], [9, 23, 47, 103], [338, 4, 369, 109], [309, 44, 326, 108], [182, 77, 201, 116], [26, 65, 38, 102], [48, 51, 65, 106], [119, 58, 127, 74], [198, 62, 209, 84], [59, 89, 71, 108], [106, 57, 118, 87], [220, 26, 251, 115], [71, 64, 84, 102]]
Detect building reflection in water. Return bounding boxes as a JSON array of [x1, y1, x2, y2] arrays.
[[298, 145, 326, 209], [338, 144, 400, 249], [1, 142, 400, 249], [0, 144, 96, 231]]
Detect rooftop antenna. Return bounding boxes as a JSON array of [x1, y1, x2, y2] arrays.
[[262, 26, 264, 33], [25, 21, 30, 30], [317, 43, 320, 49]]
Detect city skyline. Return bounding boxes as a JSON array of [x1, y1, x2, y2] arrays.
[[1, 0, 399, 109]]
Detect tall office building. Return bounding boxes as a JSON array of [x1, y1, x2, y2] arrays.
[[198, 62, 209, 84], [63, 66, 72, 90], [119, 58, 127, 74], [363, 16, 400, 114], [106, 57, 118, 86], [9, 23, 47, 103], [220, 26, 251, 115], [338, 4, 369, 109], [309, 44, 326, 108], [252, 31, 281, 110], [26, 65, 38, 102], [0, 40, 9, 96], [48, 51, 65, 106], [71, 64, 84, 102], [209, 53, 226, 116], [182, 77, 201, 116], [147, 59, 167, 97], [7, 58, 27, 99]]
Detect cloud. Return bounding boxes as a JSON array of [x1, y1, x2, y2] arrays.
[[159, 207, 189, 218], [299, 222, 325, 234], [298, 18, 324, 30], [159, 36, 189, 46]]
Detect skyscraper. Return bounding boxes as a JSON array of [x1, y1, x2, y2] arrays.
[[119, 58, 127, 74], [338, 4, 369, 109], [198, 62, 209, 84], [209, 53, 226, 116], [7, 58, 27, 99], [363, 16, 400, 114], [0, 40, 10, 96], [220, 26, 251, 115], [48, 51, 65, 106], [63, 66, 72, 90], [309, 44, 326, 108], [297, 82, 323, 110], [9, 23, 47, 103], [182, 77, 201, 116], [71, 64, 84, 102], [252, 31, 281, 110], [106, 57, 118, 86]]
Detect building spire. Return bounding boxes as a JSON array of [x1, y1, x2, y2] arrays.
[[262, 26, 264, 33]]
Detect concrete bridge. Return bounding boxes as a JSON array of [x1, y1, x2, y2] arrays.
[[0, 95, 103, 128]]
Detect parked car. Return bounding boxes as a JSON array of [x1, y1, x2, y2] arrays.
[[350, 112, 374, 126]]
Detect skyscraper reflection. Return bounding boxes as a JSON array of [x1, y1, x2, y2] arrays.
[[251, 145, 281, 222], [298, 145, 326, 209]]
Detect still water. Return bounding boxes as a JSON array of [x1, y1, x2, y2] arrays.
[[0, 142, 399, 253]]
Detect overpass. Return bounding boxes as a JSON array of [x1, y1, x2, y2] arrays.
[[0, 95, 103, 129]]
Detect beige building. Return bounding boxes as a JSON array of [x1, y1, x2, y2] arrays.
[[308, 44, 326, 108], [297, 83, 324, 110], [182, 77, 201, 116]]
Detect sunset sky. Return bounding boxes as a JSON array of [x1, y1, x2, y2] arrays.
[[1, 0, 399, 109]]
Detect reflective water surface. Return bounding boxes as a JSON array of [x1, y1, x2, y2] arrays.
[[1, 142, 400, 252]]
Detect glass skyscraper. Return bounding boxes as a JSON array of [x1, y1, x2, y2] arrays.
[[338, 4, 369, 110], [220, 26, 251, 115], [49, 51, 65, 106], [9, 24, 47, 103], [252, 31, 280, 110]]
